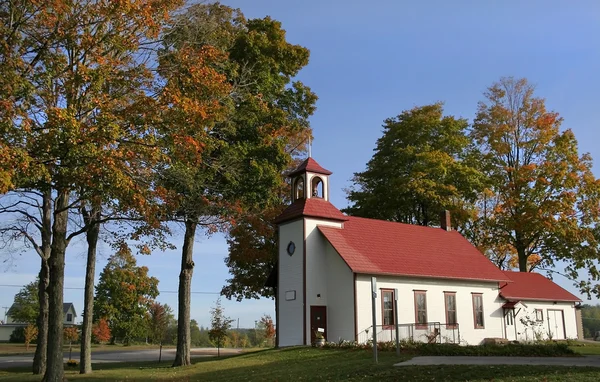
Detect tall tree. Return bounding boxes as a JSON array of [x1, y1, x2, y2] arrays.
[[7, 281, 39, 324], [0, 1, 183, 379], [345, 103, 483, 227], [160, 3, 316, 367], [94, 245, 160, 345], [471, 77, 600, 296]]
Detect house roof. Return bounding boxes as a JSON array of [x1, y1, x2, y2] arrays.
[[288, 158, 332, 177], [500, 271, 581, 302], [63, 303, 76, 317], [318, 216, 511, 282], [274, 198, 349, 224]]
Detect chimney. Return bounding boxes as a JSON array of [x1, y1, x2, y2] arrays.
[[440, 210, 451, 231]]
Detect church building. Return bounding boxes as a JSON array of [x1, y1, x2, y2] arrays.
[[275, 158, 582, 346]]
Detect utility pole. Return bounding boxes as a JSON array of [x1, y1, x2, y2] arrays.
[[2, 306, 9, 323]]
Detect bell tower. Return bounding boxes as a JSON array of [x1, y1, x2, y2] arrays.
[[275, 157, 347, 347], [288, 158, 332, 203]]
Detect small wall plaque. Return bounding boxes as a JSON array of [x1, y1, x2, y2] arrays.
[[285, 290, 296, 301]]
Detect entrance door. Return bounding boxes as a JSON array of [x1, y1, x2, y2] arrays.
[[547, 309, 565, 340], [310, 306, 327, 343], [504, 309, 517, 341]]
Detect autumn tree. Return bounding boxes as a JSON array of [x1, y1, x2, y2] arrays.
[[0, 1, 183, 379], [259, 315, 276, 347], [208, 298, 234, 357], [63, 327, 79, 361], [147, 302, 173, 362], [222, 204, 284, 301], [159, 3, 315, 367], [345, 103, 483, 227], [471, 77, 600, 295], [91, 319, 111, 345], [7, 281, 39, 324], [94, 246, 159, 345], [24, 324, 38, 351]]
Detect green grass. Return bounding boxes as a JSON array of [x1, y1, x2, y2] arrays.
[[1, 347, 600, 381], [569, 341, 600, 355]]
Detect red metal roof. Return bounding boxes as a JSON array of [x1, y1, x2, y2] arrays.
[[274, 198, 349, 224], [318, 217, 510, 282], [288, 158, 333, 177], [500, 271, 581, 302]]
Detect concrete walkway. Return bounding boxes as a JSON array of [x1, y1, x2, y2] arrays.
[[395, 356, 600, 368]]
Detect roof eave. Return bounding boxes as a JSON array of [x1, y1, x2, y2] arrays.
[[354, 270, 511, 284], [499, 294, 581, 303]]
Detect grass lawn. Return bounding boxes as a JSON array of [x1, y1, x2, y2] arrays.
[[569, 341, 600, 355], [1, 347, 600, 381], [0, 343, 173, 356]]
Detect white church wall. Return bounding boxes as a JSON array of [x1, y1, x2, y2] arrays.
[[304, 218, 343, 344], [323, 241, 355, 343], [509, 300, 578, 342], [278, 219, 305, 346], [355, 274, 504, 345]]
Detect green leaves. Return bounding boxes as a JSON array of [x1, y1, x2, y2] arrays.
[[345, 103, 483, 227], [94, 245, 159, 344], [8, 281, 39, 324]]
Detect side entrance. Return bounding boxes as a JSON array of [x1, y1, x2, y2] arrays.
[[547, 309, 565, 340], [310, 306, 327, 343]]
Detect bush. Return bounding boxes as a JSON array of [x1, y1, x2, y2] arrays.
[[321, 340, 576, 357], [9, 327, 25, 343]]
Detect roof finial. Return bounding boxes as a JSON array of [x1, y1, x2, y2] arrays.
[[308, 137, 312, 158]]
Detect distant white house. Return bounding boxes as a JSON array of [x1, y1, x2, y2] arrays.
[[275, 158, 582, 347], [0, 302, 77, 342]]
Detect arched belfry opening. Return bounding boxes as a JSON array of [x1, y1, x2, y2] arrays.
[[286, 157, 332, 203], [294, 176, 305, 201], [311, 177, 323, 198]]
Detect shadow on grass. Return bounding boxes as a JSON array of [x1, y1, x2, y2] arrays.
[[2, 348, 600, 381]]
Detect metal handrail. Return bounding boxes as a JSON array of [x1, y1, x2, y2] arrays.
[[357, 322, 460, 344]]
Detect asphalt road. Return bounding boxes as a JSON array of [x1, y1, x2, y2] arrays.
[[0, 348, 242, 369]]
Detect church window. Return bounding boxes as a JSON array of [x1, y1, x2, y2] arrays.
[[414, 291, 427, 328], [381, 289, 395, 327]]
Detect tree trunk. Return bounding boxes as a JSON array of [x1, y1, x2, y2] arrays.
[[518, 250, 528, 272], [43, 189, 69, 382], [80, 204, 101, 374], [33, 189, 52, 375], [516, 239, 528, 272], [33, 257, 50, 375], [172, 219, 197, 367]]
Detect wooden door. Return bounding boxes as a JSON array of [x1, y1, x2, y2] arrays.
[[310, 306, 327, 343]]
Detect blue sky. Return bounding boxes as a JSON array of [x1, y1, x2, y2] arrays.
[[2, 0, 600, 327]]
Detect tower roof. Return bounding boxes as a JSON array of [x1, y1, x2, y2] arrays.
[[274, 198, 348, 224], [288, 158, 332, 177]]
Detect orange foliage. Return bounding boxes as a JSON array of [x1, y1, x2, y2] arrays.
[[92, 319, 111, 344]]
